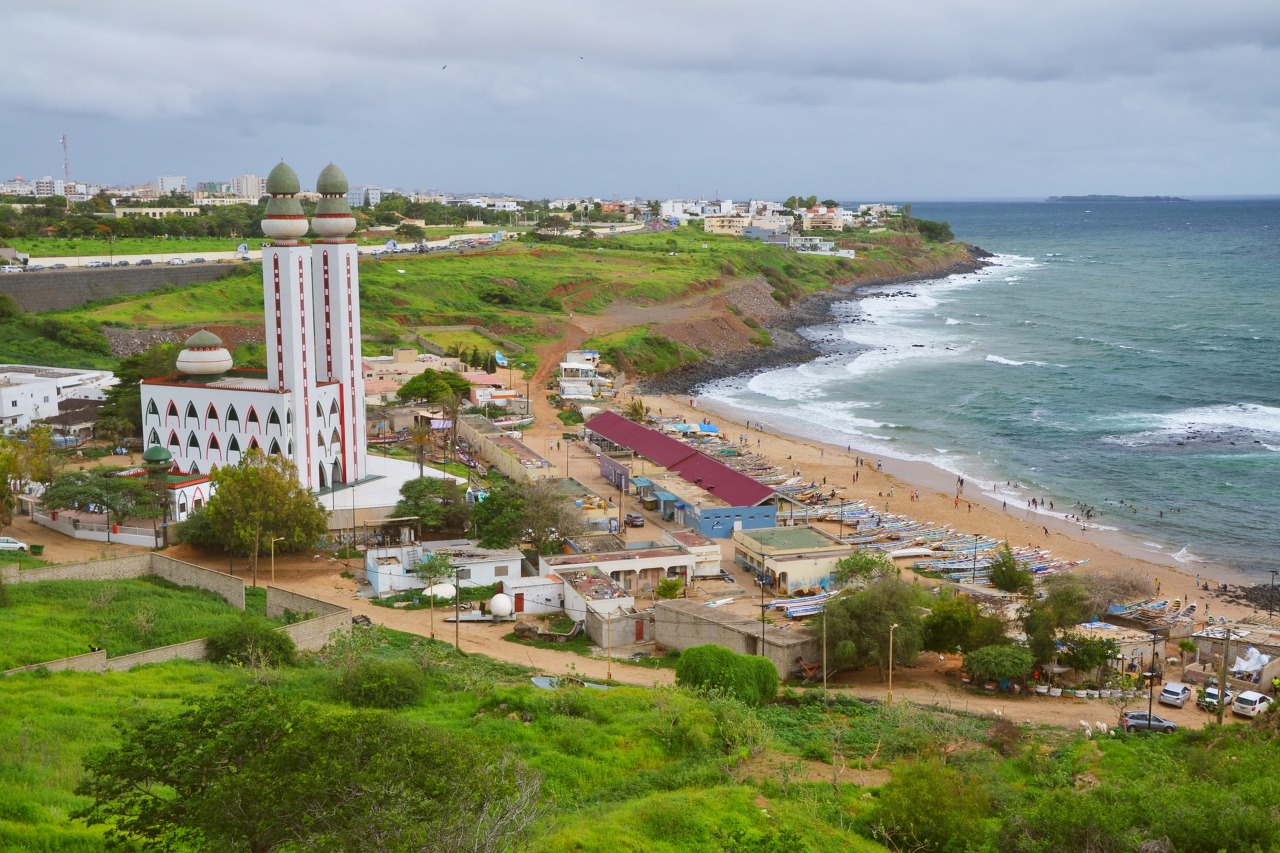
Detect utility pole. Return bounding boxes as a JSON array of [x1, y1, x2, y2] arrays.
[[1217, 627, 1234, 726]]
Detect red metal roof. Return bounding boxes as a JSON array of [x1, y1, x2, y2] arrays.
[[585, 411, 775, 507]]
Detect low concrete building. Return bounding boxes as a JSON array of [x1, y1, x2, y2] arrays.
[[732, 525, 854, 593], [654, 598, 818, 679], [364, 538, 524, 598], [543, 536, 697, 596], [500, 574, 564, 615], [556, 567, 634, 619], [457, 413, 558, 481]]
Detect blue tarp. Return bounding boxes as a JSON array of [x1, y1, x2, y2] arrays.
[[631, 476, 654, 488], [654, 490, 679, 502]]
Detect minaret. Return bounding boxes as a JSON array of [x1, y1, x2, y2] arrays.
[[310, 163, 367, 484], [260, 161, 316, 489]]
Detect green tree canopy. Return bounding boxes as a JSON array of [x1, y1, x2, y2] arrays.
[[470, 482, 525, 548], [197, 451, 329, 585], [470, 479, 587, 553], [74, 686, 543, 852], [41, 468, 157, 541], [922, 593, 1010, 654], [833, 548, 896, 586], [1021, 575, 1094, 664], [675, 644, 778, 707], [823, 578, 926, 677], [987, 544, 1034, 594], [963, 644, 1035, 683], [392, 476, 470, 538], [396, 369, 471, 404]]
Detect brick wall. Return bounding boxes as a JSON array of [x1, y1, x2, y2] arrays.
[[105, 639, 210, 671], [1, 555, 152, 585], [0, 264, 235, 313], [3, 650, 106, 676], [268, 586, 350, 651], [151, 555, 245, 608]]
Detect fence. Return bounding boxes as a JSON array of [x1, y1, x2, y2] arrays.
[[411, 325, 527, 358], [30, 508, 160, 548], [2, 554, 349, 676]]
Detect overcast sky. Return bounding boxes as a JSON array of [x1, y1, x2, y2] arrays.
[[3, 1, 1278, 201]]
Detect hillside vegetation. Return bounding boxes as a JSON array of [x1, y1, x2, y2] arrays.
[[0, 223, 975, 376]]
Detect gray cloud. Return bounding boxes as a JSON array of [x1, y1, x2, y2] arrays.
[[2, 0, 1277, 198]]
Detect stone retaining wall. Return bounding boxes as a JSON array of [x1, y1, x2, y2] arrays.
[[268, 586, 351, 651], [0, 264, 235, 313]]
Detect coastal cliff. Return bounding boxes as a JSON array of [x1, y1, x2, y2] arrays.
[[635, 244, 992, 394]]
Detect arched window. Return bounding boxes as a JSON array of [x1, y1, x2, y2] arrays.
[[316, 431, 326, 449], [287, 440, 293, 455], [286, 410, 292, 425], [167, 430, 180, 452], [268, 439, 282, 456], [228, 436, 241, 454], [329, 398, 340, 417], [226, 404, 239, 427], [178, 496, 188, 515], [318, 464, 328, 489], [146, 400, 160, 421], [248, 437, 260, 451], [148, 428, 161, 447], [246, 407, 260, 432], [205, 403, 219, 428], [331, 459, 343, 485], [188, 462, 200, 476], [316, 401, 324, 419], [187, 433, 201, 458], [331, 427, 342, 447], [185, 402, 199, 423], [267, 408, 281, 432], [208, 435, 221, 457], [166, 401, 179, 421]]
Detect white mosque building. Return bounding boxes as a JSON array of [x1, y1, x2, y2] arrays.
[[140, 161, 457, 523]]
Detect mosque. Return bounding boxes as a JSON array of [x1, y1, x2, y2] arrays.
[[140, 161, 454, 524]]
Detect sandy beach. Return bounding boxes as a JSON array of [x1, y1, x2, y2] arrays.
[[619, 390, 1267, 626]]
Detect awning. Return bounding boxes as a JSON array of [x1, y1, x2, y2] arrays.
[[654, 490, 679, 502], [631, 476, 654, 488]]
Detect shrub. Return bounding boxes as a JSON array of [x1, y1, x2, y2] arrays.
[[338, 659, 428, 709], [206, 617, 296, 668], [861, 756, 994, 852], [675, 644, 778, 707]]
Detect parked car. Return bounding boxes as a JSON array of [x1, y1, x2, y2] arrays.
[[84, 260, 108, 268], [1232, 690, 1273, 718], [191, 257, 206, 264], [114, 260, 130, 266], [1196, 685, 1236, 712], [624, 513, 645, 528], [1120, 710, 1178, 733], [137, 258, 153, 265], [1, 265, 24, 274], [50, 263, 68, 269], [1158, 682, 1192, 709], [0, 536, 29, 552], [167, 258, 186, 266], [26, 264, 44, 271]]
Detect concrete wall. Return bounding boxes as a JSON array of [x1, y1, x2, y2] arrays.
[[1, 555, 349, 674], [653, 599, 818, 679], [1, 264, 235, 313]]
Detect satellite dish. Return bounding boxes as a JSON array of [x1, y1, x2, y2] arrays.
[[489, 593, 514, 617]]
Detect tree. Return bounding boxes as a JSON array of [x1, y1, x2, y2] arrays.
[[823, 578, 925, 678], [471, 482, 525, 548], [962, 644, 1035, 683], [1060, 633, 1120, 685], [623, 398, 650, 423], [199, 451, 328, 586], [1021, 575, 1093, 665], [439, 389, 465, 462], [396, 223, 425, 240], [655, 578, 683, 599], [74, 686, 544, 853], [833, 548, 896, 586], [922, 593, 1008, 654], [519, 479, 587, 554], [0, 439, 19, 536], [406, 422, 433, 477], [396, 369, 470, 404], [414, 552, 455, 640], [393, 476, 470, 538], [988, 544, 1034, 594], [41, 469, 157, 542]]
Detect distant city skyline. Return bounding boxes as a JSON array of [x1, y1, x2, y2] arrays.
[[2, 1, 1277, 201]]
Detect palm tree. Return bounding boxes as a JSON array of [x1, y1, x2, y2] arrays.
[[623, 398, 650, 424], [440, 391, 465, 463], [407, 422, 432, 478]]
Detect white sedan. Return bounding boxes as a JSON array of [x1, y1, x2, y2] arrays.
[[0, 536, 30, 551]]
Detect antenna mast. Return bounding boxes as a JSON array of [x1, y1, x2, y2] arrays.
[[59, 135, 70, 186]]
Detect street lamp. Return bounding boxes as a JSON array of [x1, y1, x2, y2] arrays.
[[269, 536, 285, 585], [971, 533, 980, 584], [759, 572, 769, 657], [1270, 570, 1278, 620], [1147, 630, 1160, 723], [888, 623, 899, 703], [822, 606, 828, 698]]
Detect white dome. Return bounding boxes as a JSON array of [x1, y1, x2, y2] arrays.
[[261, 216, 309, 241], [176, 346, 233, 375], [311, 214, 357, 238], [489, 593, 514, 617], [424, 582, 456, 600]]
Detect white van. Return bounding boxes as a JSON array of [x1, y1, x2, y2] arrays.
[[1231, 690, 1272, 718]]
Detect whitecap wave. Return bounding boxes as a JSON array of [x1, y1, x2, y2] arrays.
[[1172, 546, 1204, 564], [944, 317, 961, 325], [1098, 403, 1280, 448]]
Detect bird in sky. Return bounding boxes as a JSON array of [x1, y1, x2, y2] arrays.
[[442, 65, 447, 69]]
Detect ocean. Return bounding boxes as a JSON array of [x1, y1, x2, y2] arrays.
[[699, 200, 1280, 582]]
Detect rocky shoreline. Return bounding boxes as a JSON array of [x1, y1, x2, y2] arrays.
[[638, 245, 993, 395]]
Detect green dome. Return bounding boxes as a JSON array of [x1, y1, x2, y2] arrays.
[[316, 163, 349, 195], [265, 161, 300, 195], [142, 445, 173, 464], [264, 194, 305, 218], [315, 196, 353, 216], [184, 329, 223, 348]]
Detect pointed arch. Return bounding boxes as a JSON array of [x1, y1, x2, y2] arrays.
[[228, 435, 241, 454], [268, 438, 282, 456], [316, 431, 326, 449], [148, 428, 161, 447], [247, 437, 261, 452], [267, 407, 281, 433], [186, 433, 201, 458], [146, 399, 160, 422], [331, 427, 341, 448], [331, 459, 343, 486], [185, 402, 199, 423], [316, 401, 325, 419], [287, 440, 293, 456], [286, 409, 292, 426], [329, 398, 340, 417], [188, 461, 200, 476], [208, 434, 221, 459], [165, 401, 179, 422], [246, 406, 260, 432], [166, 429, 180, 452], [226, 404, 240, 428], [317, 463, 328, 489], [205, 403, 219, 429]]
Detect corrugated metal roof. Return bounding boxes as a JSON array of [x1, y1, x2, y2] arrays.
[[585, 411, 775, 508]]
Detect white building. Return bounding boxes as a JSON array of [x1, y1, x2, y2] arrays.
[[158, 175, 187, 195], [0, 365, 116, 433], [33, 177, 65, 198], [363, 538, 524, 598], [141, 161, 369, 510], [231, 173, 265, 200]]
